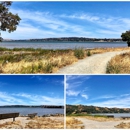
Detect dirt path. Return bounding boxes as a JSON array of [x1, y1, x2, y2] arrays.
[[76, 117, 130, 129], [56, 50, 130, 74]]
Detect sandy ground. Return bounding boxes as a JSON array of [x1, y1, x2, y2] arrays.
[[75, 117, 130, 129], [0, 117, 29, 126], [0, 116, 64, 129], [56, 50, 130, 74]]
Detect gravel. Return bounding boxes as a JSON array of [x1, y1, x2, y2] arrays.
[[56, 50, 130, 74], [75, 117, 130, 129]]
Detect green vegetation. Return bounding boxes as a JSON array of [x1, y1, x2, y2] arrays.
[[87, 50, 91, 56], [121, 30, 130, 47], [66, 105, 130, 115], [0, 2, 21, 41], [74, 48, 85, 59]]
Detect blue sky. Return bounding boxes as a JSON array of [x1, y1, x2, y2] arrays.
[[66, 75, 130, 108], [0, 75, 64, 106], [2, 1, 130, 39]]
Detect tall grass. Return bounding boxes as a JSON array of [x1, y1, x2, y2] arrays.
[[106, 52, 130, 73]]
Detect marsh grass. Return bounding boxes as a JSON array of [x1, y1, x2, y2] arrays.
[[0, 47, 130, 73], [106, 52, 130, 73], [0, 48, 78, 73]]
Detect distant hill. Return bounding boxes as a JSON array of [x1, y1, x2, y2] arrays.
[[66, 105, 130, 114], [0, 105, 64, 108], [3, 37, 123, 42]]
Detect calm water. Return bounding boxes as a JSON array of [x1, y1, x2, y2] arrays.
[[0, 41, 127, 49], [0, 107, 64, 116], [92, 113, 130, 118]]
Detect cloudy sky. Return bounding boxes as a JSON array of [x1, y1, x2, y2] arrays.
[[0, 75, 64, 106], [2, 1, 130, 39], [66, 75, 130, 108]]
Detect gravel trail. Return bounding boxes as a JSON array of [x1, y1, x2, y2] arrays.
[[75, 117, 130, 129], [56, 50, 130, 74]]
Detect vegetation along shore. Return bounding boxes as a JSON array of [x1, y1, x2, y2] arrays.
[[0, 47, 130, 74], [0, 116, 64, 129]]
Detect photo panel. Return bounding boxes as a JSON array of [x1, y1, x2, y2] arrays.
[[66, 75, 130, 129], [0, 75, 64, 129]]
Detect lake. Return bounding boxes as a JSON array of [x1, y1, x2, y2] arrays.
[[0, 41, 127, 49], [0, 107, 64, 116], [92, 113, 130, 118]]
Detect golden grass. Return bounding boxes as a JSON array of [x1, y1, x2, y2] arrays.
[[66, 117, 84, 129], [82, 116, 120, 122], [25, 117, 64, 129], [106, 52, 130, 73], [115, 122, 130, 129], [90, 47, 130, 54], [0, 50, 77, 73], [0, 47, 130, 73], [0, 120, 23, 129], [0, 117, 64, 129]]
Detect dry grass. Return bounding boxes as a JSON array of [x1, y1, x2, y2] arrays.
[[0, 50, 78, 73], [0, 47, 130, 73], [0, 120, 23, 129], [66, 117, 84, 129], [83, 116, 120, 122], [106, 52, 130, 73], [115, 122, 130, 129], [25, 117, 64, 129], [0, 117, 64, 129], [89, 47, 130, 54]]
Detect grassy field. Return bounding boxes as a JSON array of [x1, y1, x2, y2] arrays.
[[0, 47, 130, 73], [106, 52, 130, 73]]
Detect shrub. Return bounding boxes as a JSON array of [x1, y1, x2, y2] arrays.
[[74, 48, 85, 59], [87, 50, 91, 56]]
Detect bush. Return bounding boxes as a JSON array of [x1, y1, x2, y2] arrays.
[[74, 48, 85, 59], [87, 50, 91, 56]]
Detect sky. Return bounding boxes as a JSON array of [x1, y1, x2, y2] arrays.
[[1, 1, 130, 39], [0, 75, 64, 106], [66, 75, 130, 108]]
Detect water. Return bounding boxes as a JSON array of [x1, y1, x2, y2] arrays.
[[0, 107, 64, 116], [92, 113, 130, 118], [0, 41, 127, 49]]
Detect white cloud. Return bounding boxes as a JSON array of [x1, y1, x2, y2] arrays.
[[88, 94, 130, 108], [81, 94, 88, 100], [0, 91, 64, 105], [66, 90, 80, 96]]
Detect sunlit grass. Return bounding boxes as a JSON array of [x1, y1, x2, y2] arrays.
[[0, 47, 130, 73], [106, 52, 130, 73], [66, 117, 84, 129]]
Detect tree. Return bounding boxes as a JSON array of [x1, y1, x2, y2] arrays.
[[0, 1, 21, 41], [121, 30, 130, 47]]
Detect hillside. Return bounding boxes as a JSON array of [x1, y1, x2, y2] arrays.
[[66, 105, 130, 115]]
